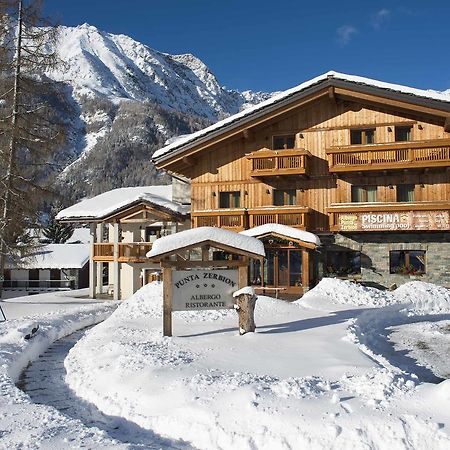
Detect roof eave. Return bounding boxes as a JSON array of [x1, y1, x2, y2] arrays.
[[153, 77, 450, 168]]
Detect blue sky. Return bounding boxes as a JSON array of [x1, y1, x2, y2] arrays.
[[44, 0, 450, 94]]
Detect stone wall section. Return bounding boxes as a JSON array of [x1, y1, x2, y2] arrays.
[[324, 232, 450, 287]]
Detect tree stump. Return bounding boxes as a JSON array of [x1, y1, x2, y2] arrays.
[[234, 292, 256, 335]]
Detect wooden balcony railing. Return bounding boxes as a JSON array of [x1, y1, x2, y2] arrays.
[[192, 209, 247, 230], [248, 206, 309, 228], [327, 202, 450, 232], [192, 207, 310, 231], [327, 139, 450, 173], [247, 148, 310, 177], [93, 242, 152, 262], [118, 243, 153, 262], [93, 243, 114, 261]]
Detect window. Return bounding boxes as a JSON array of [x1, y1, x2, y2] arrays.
[[273, 189, 296, 206], [397, 184, 415, 202], [350, 129, 375, 145], [395, 126, 412, 142], [145, 226, 162, 242], [325, 251, 361, 276], [219, 191, 241, 208], [351, 185, 377, 202], [273, 134, 295, 150], [390, 250, 425, 275]]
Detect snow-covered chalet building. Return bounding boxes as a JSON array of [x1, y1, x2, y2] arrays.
[[152, 71, 450, 295], [57, 185, 190, 300]]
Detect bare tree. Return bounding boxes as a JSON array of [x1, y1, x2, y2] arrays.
[[0, 0, 64, 296]]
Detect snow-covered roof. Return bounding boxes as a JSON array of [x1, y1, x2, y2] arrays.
[[153, 71, 450, 163], [8, 244, 90, 269], [66, 228, 91, 244], [56, 185, 189, 221], [147, 227, 265, 259], [241, 224, 321, 247]]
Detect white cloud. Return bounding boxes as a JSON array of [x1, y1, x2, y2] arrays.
[[336, 25, 358, 46], [372, 8, 391, 29]]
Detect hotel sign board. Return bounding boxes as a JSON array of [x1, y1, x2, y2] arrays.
[[338, 210, 450, 232], [172, 269, 238, 311]]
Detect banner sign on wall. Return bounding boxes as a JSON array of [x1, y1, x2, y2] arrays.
[[338, 210, 449, 232]]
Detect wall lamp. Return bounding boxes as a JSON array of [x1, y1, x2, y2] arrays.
[[387, 127, 392, 132], [212, 192, 216, 197]]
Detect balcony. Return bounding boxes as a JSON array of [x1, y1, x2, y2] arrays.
[[191, 207, 310, 231], [93, 242, 153, 262], [327, 202, 450, 232], [327, 139, 450, 173], [247, 148, 310, 177]]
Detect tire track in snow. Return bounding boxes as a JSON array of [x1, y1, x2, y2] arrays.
[[16, 327, 194, 450]]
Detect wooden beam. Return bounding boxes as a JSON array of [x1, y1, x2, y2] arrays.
[[334, 87, 450, 119], [162, 267, 172, 337], [328, 86, 336, 103], [301, 250, 310, 293], [182, 156, 194, 167], [201, 245, 210, 261], [445, 117, 450, 133], [161, 259, 248, 269], [238, 257, 249, 289], [243, 129, 254, 140], [149, 239, 264, 263]]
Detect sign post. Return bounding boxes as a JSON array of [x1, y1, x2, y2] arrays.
[[162, 266, 172, 337], [147, 227, 265, 337]]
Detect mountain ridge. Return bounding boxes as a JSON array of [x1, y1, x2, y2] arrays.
[[40, 23, 273, 201]]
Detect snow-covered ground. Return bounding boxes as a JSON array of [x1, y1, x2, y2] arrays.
[[1, 280, 449, 449], [0, 291, 124, 448], [63, 280, 450, 449]]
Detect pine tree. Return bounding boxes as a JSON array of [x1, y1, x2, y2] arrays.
[[0, 0, 64, 295], [42, 203, 73, 244]]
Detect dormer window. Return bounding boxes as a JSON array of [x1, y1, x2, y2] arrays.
[[350, 129, 375, 145], [273, 134, 295, 150]]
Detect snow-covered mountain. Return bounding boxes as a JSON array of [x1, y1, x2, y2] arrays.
[[48, 23, 269, 120], [43, 24, 272, 201]]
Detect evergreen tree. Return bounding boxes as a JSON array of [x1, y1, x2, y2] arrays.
[[0, 0, 64, 295], [42, 203, 73, 243]]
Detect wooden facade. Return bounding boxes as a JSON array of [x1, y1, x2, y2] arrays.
[[174, 96, 449, 234], [154, 76, 450, 292]]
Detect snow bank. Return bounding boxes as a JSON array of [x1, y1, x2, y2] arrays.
[[300, 278, 395, 308], [395, 281, 450, 315], [301, 278, 450, 315]]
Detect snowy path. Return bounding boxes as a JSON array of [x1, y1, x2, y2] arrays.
[[17, 327, 194, 450]]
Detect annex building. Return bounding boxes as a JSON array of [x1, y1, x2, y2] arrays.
[[153, 71, 450, 295]]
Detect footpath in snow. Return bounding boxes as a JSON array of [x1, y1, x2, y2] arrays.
[[0, 290, 130, 448], [64, 279, 450, 450]]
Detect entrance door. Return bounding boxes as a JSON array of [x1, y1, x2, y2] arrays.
[[263, 248, 302, 292]]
